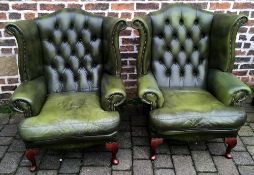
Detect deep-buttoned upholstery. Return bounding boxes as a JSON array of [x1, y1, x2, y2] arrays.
[[150, 6, 213, 88], [6, 9, 127, 149], [133, 4, 252, 141]]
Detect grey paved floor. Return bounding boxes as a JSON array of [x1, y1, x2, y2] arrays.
[[0, 104, 254, 175]]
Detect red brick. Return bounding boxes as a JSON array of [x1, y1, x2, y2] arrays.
[[0, 93, 11, 99], [129, 60, 136, 66], [122, 60, 128, 66], [233, 3, 254, 9], [7, 78, 19, 84], [0, 3, 9, 11], [0, 22, 5, 29], [1, 85, 17, 91], [247, 50, 254, 56], [67, 4, 82, 9], [24, 13, 36, 20], [232, 70, 247, 76], [129, 74, 137, 79], [107, 12, 119, 18], [121, 74, 127, 80], [120, 30, 132, 36], [0, 12, 7, 20], [122, 38, 139, 45], [249, 27, 254, 33], [239, 27, 248, 33], [247, 20, 254, 26], [85, 3, 109, 10], [122, 67, 135, 73], [251, 11, 254, 18], [120, 45, 134, 52], [1, 48, 12, 54], [40, 4, 65, 11], [111, 3, 134, 10], [12, 3, 37, 10], [121, 53, 137, 59], [126, 89, 137, 99], [9, 13, 21, 20], [210, 2, 231, 10], [0, 79, 5, 84], [136, 3, 159, 10], [235, 50, 246, 56], [121, 12, 132, 19], [0, 39, 16, 46], [134, 12, 147, 17], [124, 81, 137, 87]]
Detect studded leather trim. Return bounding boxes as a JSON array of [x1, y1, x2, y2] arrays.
[[12, 99, 32, 117], [227, 16, 248, 72], [132, 18, 151, 76], [6, 24, 29, 81]]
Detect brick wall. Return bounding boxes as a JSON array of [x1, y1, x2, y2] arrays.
[[0, 0, 253, 100]]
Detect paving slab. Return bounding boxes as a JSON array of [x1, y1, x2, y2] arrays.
[[172, 155, 196, 175], [213, 156, 239, 175], [0, 152, 23, 174], [192, 151, 216, 172]]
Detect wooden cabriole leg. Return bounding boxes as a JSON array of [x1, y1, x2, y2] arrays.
[[224, 137, 237, 159], [25, 148, 40, 172], [150, 138, 163, 161], [105, 142, 119, 165]]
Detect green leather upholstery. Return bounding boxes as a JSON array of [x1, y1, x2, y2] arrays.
[[150, 88, 246, 138], [6, 9, 127, 149], [11, 77, 47, 116], [19, 92, 119, 145], [209, 14, 248, 72], [101, 73, 126, 111], [208, 69, 252, 106], [138, 72, 164, 109], [134, 4, 252, 141]]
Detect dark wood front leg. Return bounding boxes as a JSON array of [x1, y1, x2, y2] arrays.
[[105, 142, 119, 165], [224, 137, 237, 159], [25, 148, 40, 172], [150, 138, 163, 161]]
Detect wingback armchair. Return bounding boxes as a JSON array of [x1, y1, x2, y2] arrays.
[[6, 9, 127, 171], [133, 4, 252, 160]]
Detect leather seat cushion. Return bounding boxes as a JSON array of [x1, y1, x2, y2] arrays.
[[19, 92, 120, 142], [150, 88, 246, 133]]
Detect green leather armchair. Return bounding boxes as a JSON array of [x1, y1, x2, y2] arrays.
[[133, 4, 252, 160], [6, 9, 127, 171]]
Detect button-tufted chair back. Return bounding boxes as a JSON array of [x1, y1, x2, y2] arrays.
[[150, 5, 213, 88], [31, 9, 123, 93], [36, 9, 105, 93]]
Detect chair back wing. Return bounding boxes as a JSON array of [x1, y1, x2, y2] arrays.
[[149, 5, 213, 88], [36, 9, 104, 93]]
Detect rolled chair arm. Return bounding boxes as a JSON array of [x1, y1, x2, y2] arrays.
[[101, 74, 126, 111], [11, 76, 47, 116], [138, 73, 164, 109], [207, 69, 252, 106]]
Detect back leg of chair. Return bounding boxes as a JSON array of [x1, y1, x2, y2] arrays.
[[150, 138, 164, 160], [106, 142, 119, 165], [224, 137, 237, 159], [25, 148, 40, 172]]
